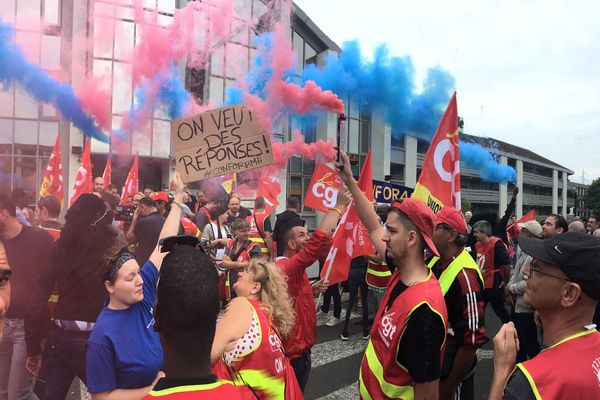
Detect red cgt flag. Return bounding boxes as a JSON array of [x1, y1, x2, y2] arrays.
[[102, 157, 112, 187], [412, 92, 461, 212], [39, 133, 64, 207], [304, 161, 342, 213], [121, 154, 139, 204], [257, 170, 280, 215], [320, 151, 375, 285], [507, 209, 536, 242], [70, 139, 93, 206]]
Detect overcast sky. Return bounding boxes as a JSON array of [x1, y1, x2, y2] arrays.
[[295, 0, 600, 183]]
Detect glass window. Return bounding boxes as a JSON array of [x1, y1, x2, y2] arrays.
[[38, 121, 58, 146], [289, 175, 302, 198], [209, 76, 224, 105], [42, 104, 56, 118], [152, 120, 170, 157], [293, 31, 303, 75], [233, 0, 251, 20], [0, 0, 16, 24], [211, 46, 225, 76], [16, 0, 41, 29], [226, 43, 249, 79], [348, 119, 359, 154], [157, 0, 175, 14], [289, 157, 302, 174], [132, 128, 151, 156], [41, 35, 61, 70], [13, 152, 38, 197], [360, 121, 371, 153], [44, 0, 60, 25], [14, 120, 38, 145], [94, 2, 114, 18], [16, 31, 40, 64], [116, 5, 134, 20], [0, 119, 13, 144], [114, 20, 134, 60], [112, 62, 133, 114], [93, 17, 115, 58], [0, 155, 11, 192], [14, 87, 39, 119], [0, 88, 13, 118], [305, 42, 317, 64]]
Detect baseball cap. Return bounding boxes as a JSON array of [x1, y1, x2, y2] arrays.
[[518, 220, 542, 238], [151, 192, 169, 204], [519, 232, 600, 301], [435, 207, 468, 235], [390, 198, 439, 257]]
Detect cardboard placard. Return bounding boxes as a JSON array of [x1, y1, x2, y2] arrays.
[[170, 105, 274, 183], [304, 161, 342, 212]]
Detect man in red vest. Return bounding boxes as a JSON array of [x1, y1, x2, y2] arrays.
[[247, 196, 273, 259], [273, 188, 351, 392], [473, 220, 512, 324], [336, 151, 448, 400], [489, 232, 600, 399]]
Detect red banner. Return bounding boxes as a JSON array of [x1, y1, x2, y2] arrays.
[[507, 209, 537, 242], [257, 171, 280, 215], [304, 161, 342, 213], [70, 139, 93, 206], [39, 133, 63, 207], [320, 151, 375, 285], [412, 92, 461, 212], [120, 154, 139, 204], [102, 157, 112, 188]]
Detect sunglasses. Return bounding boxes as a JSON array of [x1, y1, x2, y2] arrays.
[[159, 235, 204, 253]]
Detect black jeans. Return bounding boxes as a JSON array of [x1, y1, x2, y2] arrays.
[[290, 352, 311, 393], [342, 267, 369, 336], [41, 327, 89, 400], [321, 283, 341, 318], [512, 312, 540, 362], [484, 288, 510, 324]]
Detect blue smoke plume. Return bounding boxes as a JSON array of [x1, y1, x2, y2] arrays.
[[0, 18, 107, 142], [460, 142, 516, 183], [157, 66, 191, 119]]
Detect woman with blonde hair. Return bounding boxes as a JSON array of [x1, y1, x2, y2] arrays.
[[211, 259, 302, 399]]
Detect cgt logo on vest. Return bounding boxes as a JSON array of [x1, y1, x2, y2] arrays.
[[593, 357, 600, 388], [268, 332, 283, 353], [378, 312, 397, 348]]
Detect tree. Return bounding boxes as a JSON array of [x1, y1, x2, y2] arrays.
[[461, 197, 472, 213], [583, 178, 600, 216]]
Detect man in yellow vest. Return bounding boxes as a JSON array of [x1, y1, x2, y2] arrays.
[[490, 232, 600, 400], [429, 207, 487, 400]]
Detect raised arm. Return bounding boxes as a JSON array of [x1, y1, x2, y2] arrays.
[[334, 151, 386, 257], [148, 173, 185, 270]]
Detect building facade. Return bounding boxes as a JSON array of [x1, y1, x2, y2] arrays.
[[0, 0, 577, 226]]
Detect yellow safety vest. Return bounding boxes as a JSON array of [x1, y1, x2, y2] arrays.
[[427, 249, 483, 295]]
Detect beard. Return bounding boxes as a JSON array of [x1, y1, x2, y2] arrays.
[[385, 250, 399, 273]]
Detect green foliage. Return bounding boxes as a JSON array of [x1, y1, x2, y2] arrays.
[[583, 178, 600, 215], [461, 197, 472, 213]]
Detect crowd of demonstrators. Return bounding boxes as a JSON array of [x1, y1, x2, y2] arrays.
[[505, 220, 542, 363], [85, 174, 185, 400], [247, 197, 273, 259], [336, 151, 448, 399], [200, 209, 231, 261], [211, 259, 302, 399], [0, 194, 54, 400], [273, 188, 350, 391], [429, 207, 487, 400], [490, 232, 600, 399]]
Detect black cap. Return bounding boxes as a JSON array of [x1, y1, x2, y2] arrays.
[[519, 232, 600, 301], [273, 210, 305, 257]]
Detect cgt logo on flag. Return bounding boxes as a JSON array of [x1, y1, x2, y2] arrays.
[[304, 161, 342, 212]]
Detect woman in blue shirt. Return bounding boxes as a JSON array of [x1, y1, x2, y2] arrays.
[[86, 173, 185, 400]]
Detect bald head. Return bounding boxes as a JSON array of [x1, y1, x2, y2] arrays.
[[568, 220, 586, 233], [93, 177, 105, 193]]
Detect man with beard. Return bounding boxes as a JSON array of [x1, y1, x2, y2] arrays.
[[336, 151, 448, 400]]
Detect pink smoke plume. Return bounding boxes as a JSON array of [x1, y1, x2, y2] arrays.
[[76, 76, 111, 131], [272, 131, 336, 168]]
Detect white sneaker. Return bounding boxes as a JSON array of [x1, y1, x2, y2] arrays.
[[316, 308, 328, 317], [325, 317, 341, 327]]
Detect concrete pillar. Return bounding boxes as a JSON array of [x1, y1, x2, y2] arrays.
[[552, 169, 559, 214], [370, 107, 390, 181], [562, 171, 569, 216], [499, 156, 508, 216], [516, 160, 523, 218], [404, 136, 418, 188]]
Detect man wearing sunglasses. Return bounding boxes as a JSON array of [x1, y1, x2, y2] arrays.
[[489, 232, 600, 400]]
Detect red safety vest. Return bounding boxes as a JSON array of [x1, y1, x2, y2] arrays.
[[214, 298, 300, 399], [359, 270, 448, 400], [365, 259, 391, 289], [474, 237, 504, 289], [516, 329, 600, 399], [247, 213, 270, 257], [180, 217, 201, 237], [142, 380, 244, 399]]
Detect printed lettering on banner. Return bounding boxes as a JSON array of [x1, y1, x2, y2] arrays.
[[170, 105, 274, 183], [304, 161, 342, 212]]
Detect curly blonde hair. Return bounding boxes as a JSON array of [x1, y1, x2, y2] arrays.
[[246, 259, 295, 338]]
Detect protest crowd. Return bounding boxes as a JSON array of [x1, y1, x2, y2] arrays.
[[2, 134, 600, 400]]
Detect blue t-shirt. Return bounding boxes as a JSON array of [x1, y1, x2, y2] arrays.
[[86, 260, 163, 393]]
